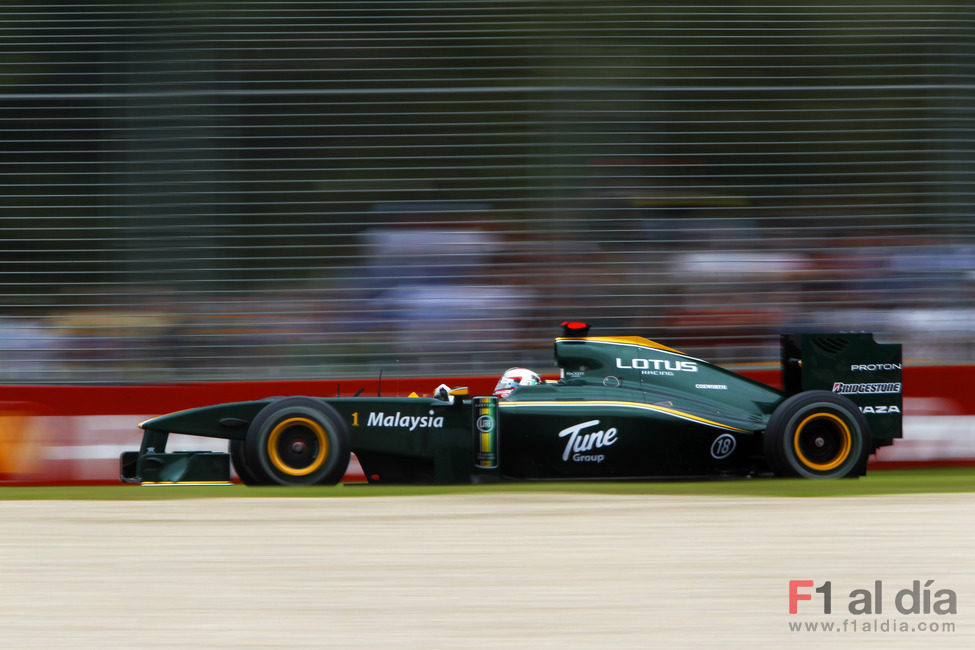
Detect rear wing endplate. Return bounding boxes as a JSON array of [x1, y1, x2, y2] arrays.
[[782, 333, 903, 445]]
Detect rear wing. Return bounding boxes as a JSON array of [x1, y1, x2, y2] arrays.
[[782, 333, 902, 446]]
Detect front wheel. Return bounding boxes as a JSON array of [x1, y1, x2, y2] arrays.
[[763, 391, 870, 479], [242, 397, 351, 486], [230, 438, 270, 486]]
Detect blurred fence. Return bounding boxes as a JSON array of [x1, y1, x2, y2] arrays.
[[1, 1, 973, 383]]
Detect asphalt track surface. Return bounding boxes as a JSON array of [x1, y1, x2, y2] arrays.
[[0, 493, 972, 649]]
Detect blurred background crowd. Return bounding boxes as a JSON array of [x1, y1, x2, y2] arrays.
[[1, 1, 973, 383]]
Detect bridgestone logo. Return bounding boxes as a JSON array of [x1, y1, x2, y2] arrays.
[[832, 382, 902, 394]]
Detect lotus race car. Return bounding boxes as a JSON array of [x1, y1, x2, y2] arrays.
[[120, 323, 902, 485]]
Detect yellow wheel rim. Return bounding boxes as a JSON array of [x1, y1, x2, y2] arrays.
[[793, 412, 852, 472], [267, 417, 329, 477]]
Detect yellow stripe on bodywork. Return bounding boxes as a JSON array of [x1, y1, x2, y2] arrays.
[[499, 400, 749, 432], [555, 336, 685, 355]]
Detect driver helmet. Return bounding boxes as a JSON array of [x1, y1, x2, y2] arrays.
[[494, 367, 542, 399]]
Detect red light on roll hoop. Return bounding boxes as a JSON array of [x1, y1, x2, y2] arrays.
[[560, 321, 590, 336]]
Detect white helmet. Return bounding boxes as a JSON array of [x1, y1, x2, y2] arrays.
[[494, 367, 541, 399]]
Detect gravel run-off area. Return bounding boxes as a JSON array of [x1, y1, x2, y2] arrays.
[[0, 493, 971, 649]]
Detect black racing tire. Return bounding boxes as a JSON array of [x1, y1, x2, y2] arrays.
[[243, 397, 351, 486], [763, 390, 870, 479], [230, 438, 271, 486]]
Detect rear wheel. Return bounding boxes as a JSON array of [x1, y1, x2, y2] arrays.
[[763, 391, 870, 479], [242, 397, 351, 486]]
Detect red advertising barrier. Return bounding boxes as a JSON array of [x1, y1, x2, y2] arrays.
[[0, 367, 972, 485]]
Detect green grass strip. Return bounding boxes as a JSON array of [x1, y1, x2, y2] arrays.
[[1, 468, 974, 500]]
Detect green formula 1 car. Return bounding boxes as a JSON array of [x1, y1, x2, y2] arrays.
[[120, 322, 902, 485]]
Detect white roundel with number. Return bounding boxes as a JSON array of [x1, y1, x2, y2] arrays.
[[710, 434, 736, 459]]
